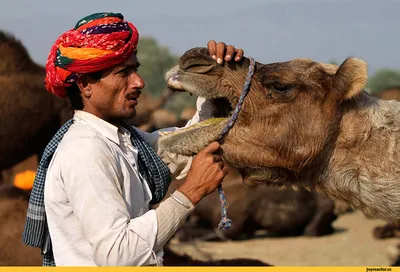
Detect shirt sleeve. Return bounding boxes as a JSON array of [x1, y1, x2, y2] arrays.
[[60, 138, 158, 266], [132, 127, 192, 180], [184, 97, 217, 127]]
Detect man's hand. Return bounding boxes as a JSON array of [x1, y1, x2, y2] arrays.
[[177, 142, 229, 205], [207, 40, 244, 64]]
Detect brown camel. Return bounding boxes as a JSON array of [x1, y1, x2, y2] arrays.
[[373, 87, 400, 101], [162, 246, 271, 266], [0, 185, 42, 265], [127, 88, 174, 128], [371, 87, 400, 240], [167, 165, 337, 241], [160, 47, 400, 222], [139, 108, 178, 132], [0, 30, 73, 181]]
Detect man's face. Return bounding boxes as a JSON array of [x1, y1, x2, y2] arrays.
[[85, 53, 145, 124]]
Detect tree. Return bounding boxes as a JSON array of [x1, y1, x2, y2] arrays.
[[367, 69, 400, 94], [136, 37, 196, 115], [136, 37, 178, 97]]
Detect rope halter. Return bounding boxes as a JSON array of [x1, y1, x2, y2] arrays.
[[215, 56, 256, 230]]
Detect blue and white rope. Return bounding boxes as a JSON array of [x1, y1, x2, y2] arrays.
[[215, 56, 256, 230]]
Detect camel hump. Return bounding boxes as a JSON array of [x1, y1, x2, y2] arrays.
[[0, 30, 45, 75]]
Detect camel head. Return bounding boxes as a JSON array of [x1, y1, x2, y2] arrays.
[[160, 47, 368, 186], [0, 30, 45, 75]]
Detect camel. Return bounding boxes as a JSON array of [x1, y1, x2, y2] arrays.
[[0, 185, 42, 265], [126, 88, 174, 128], [373, 87, 400, 101], [167, 165, 337, 241], [160, 47, 400, 222], [370, 87, 400, 239], [162, 246, 271, 266], [0, 30, 73, 183], [139, 108, 178, 132], [140, 106, 198, 133]]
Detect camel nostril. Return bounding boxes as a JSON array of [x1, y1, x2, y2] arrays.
[[167, 75, 180, 84], [170, 75, 180, 81], [167, 75, 184, 91]]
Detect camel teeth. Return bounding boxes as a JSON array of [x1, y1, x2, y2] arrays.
[[159, 131, 172, 136]]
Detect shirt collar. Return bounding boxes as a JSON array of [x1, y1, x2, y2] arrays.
[[73, 110, 121, 145]]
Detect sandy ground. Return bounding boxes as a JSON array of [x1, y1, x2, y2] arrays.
[[169, 210, 399, 266]]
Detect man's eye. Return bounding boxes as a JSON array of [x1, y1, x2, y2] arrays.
[[119, 67, 137, 75]]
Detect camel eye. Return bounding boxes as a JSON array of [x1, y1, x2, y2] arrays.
[[272, 83, 292, 93]]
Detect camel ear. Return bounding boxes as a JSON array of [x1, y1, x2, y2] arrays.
[[333, 57, 368, 100]]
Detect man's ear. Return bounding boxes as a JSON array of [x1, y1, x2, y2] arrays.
[[76, 75, 92, 98]]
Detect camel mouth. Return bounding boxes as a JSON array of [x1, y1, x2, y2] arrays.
[[209, 97, 233, 118], [158, 117, 229, 156], [166, 75, 234, 118], [160, 68, 235, 155], [158, 90, 233, 155]]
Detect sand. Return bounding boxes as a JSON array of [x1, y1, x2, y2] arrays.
[[169, 210, 399, 266]]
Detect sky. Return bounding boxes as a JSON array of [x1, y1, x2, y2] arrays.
[[0, 0, 399, 74]]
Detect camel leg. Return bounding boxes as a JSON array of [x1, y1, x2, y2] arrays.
[[303, 194, 337, 236], [0, 169, 13, 185], [173, 214, 249, 242], [334, 199, 353, 215], [173, 216, 220, 242], [373, 221, 400, 239]]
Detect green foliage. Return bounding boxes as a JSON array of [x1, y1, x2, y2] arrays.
[[328, 59, 339, 66], [136, 37, 178, 97], [136, 37, 196, 115], [366, 69, 400, 94]]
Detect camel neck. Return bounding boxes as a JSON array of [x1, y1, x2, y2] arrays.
[[307, 94, 400, 221]]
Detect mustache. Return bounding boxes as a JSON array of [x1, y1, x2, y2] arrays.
[[125, 90, 142, 99]]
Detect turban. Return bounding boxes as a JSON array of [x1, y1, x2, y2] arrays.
[[45, 12, 139, 98]]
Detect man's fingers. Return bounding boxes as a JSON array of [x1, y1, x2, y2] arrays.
[[207, 40, 217, 60], [202, 141, 220, 154], [217, 161, 225, 169], [213, 155, 222, 162], [222, 165, 229, 175], [235, 48, 244, 61], [216, 42, 226, 64], [225, 45, 236, 61]]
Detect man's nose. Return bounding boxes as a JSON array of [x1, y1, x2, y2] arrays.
[[130, 73, 145, 89]]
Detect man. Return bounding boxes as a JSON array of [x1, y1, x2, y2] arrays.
[[22, 12, 244, 266]]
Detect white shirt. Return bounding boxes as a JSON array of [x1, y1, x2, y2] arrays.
[[44, 110, 197, 266]]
